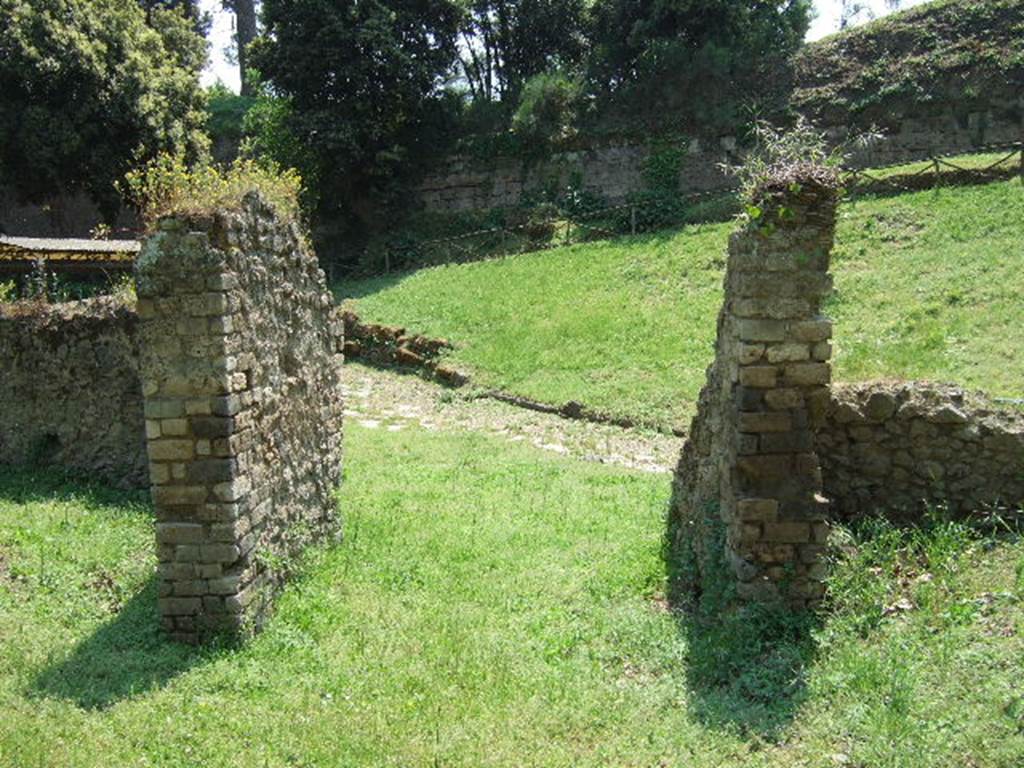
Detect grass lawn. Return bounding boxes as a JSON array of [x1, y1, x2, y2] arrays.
[[342, 176, 1024, 432], [2, 424, 1023, 767]]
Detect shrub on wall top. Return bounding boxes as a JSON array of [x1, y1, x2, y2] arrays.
[[123, 154, 304, 229]]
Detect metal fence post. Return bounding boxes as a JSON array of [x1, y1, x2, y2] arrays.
[[630, 205, 637, 236]]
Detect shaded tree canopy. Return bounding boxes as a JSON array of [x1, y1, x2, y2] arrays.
[[0, 0, 209, 219], [459, 0, 589, 107], [588, 0, 812, 90], [251, 0, 463, 233]]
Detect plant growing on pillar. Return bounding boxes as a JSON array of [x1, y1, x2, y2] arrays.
[[728, 118, 843, 212]]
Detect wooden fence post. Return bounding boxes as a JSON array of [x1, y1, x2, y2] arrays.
[[630, 205, 637, 236]]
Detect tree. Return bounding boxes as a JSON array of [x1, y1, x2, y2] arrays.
[[224, 0, 259, 96], [250, 0, 462, 240], [588, 0, 811, 91], [139, 0, 211, 34], [0, 0, 210, 220], [458, 0, 588, 108]]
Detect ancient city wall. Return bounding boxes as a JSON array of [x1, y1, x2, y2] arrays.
[[136, 193, 344, 643], [417, 109, 1023, 215], [818, 382, 1024, 521], [669, 177, 840, 609], [0, 296, 147, 486]]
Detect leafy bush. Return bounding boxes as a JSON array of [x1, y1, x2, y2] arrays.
[[511, 72, 582, 149], [122, 154, 304, 228], [206, 83, 256, 163]]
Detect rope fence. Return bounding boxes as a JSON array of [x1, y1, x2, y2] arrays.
[[364, 143, 1024, 274]]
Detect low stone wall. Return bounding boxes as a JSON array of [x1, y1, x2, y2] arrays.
[[818, 382, 1024, 520], [669, 178, 839, 609], [339, 309, 465, 385], [0, 296, 147, 486], [136, 193, 344, 643]]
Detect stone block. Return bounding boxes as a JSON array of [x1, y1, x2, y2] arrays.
[[160, 418, 189, 437], [760, 430, 813, 454], [739, 366, 778, 388], [738, 344, 765, 365], [811, 341, 832, 362], [766, 343, 811, 364], [153, 485, 209, 507], [739, 412, 792, 434], [736, 498, 779, 522], [737, 319, 787, 342], [158, 597, 202, 616], [764, 388, 804, 410], [783, 363, 830, 387], [762, 522, 811, 543], [161, 526, 202, 551], [147, 439, 195, 462], [144, 399, 185, 420], [790, 319, 832, 342], [200, 543, 241, 564], [210, 394, 242, 417]]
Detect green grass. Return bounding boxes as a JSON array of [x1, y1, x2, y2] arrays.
[[2, 425, 1023, 766], [342, 177, 1024, 431]]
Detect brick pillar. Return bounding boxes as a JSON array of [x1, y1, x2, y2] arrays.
[[136, 194, 343, 643], [723, 182, 837, 607], [670, 178, 838, 609]]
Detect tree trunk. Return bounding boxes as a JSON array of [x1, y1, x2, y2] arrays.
[[231, 0, 258, 96]]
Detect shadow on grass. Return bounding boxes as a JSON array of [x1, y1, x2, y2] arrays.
[[0, 466, 217, 710], [0, 465, 150, 510], [663, 507, 821, 741], [33, 576, 215, 710], [332, 270, 412, 303]]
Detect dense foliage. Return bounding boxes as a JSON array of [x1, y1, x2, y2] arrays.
[[250, 0, 463, 244], [459, 0, 589, 109], [0, 0, 209, 220]]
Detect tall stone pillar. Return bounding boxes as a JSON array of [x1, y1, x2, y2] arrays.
[[670, 176, 839, 608], [136, 193, 344, 643]]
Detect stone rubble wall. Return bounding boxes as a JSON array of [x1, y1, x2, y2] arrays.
[[669, 180, 840, 609], [417, 110, 1022, 215], [136, 193, 344, 643], [339, 309, 465, 385], [817, 382, 1024, 520], [0, 296, 147, 486]]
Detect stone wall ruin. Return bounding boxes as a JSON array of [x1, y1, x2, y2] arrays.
[[135, 193, 344, 643], [818, 383, 1024, 521], [669, 175, 1024, 610], [669, 178, 839, 609], [0, 296, 148, 486]]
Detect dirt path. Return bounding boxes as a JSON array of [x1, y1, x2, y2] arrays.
[[340, 363, 683, 474]]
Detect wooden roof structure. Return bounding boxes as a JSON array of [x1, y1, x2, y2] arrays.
[[0, 236, 140, 272]]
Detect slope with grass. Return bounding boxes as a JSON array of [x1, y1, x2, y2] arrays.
[[342, 177, 1024, 432], [1, 425, 1023, 766]]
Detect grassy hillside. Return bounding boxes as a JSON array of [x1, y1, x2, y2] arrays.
[[794, 0, 1024, 127], [3, 426, 1023, 766], [343, 177, 1024, 431]]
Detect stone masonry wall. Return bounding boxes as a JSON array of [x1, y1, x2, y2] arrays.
[[817, 382, 1024, 521], [417, 109, 1022, 215], [0, 296, 147, 486], [669, 179, 839, 609], [136, 193, 344, 643]]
